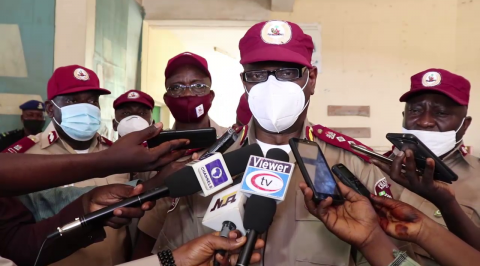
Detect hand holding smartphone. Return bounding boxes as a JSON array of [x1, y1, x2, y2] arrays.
[[146, 128, 217, 150], [289, 138, 344, 205]]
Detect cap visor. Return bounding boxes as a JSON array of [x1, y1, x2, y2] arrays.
[[240, 46, 312, 68], [399, 88, 467, 105], [57, 86, 111, 97]]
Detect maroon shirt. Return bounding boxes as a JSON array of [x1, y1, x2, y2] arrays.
[[0, 196, 105, 266]]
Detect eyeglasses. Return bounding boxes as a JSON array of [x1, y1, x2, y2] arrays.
[[166, 83, 211, 97], [242, 67, 307, 83]]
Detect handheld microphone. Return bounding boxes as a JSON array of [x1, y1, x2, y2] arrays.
[[51, 144, 263, 237], [202, 184, 248, 266], [235, 148, 290, 266], [239, 148, 294, 203], [236, 194, 276, 266], [200, 127, 240, 160]]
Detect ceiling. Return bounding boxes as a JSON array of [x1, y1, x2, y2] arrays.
[[136, 0, 296, 20]]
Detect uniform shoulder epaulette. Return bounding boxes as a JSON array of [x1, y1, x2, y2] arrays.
[[310, 124, 373, 163], [1, 136, 37, 153], [100, 136, 113, 146]]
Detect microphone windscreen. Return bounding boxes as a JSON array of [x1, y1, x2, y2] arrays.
[[243, 194, 276, 233], [266, 148, 289, 162], [223, 143, 263, 176], [164, 167, 202, 197]]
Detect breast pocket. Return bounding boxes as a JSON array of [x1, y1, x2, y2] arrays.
[[295, 189, 351, 266]]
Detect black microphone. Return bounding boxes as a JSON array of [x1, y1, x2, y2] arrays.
[[236, 195, 276, 266], [51, 143, 264, 237], [200, 127, 240, 160], [236, 148, 288, 266]]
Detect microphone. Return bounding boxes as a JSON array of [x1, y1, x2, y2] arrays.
[[51, 144, 263, 238], [235, 148, 290, 266], [239, 148, 294, 203], [236, 194, 276, 266], [200, 127, 241, 160], [202, 184, 248, 265]]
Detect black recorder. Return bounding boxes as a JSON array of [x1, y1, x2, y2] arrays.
[[331, 164, 370, 198], [289, 138, 344, 205]]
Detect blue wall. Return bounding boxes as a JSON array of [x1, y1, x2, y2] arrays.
[[0, 0, 55, 132]]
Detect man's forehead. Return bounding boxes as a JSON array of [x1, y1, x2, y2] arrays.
[[167, 64, 209, 81], [57, 91, 101, 98], [243, 61, 304, 70], [23, 109, 44, 114], [406, 92, 460, 107]]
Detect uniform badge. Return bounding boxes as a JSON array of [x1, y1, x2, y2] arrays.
[[37, 103, 43, 110], [13, 145, 22, 151], [325, 131, 336, 139], [460, 144, 469, 156], [336, 136, 346, 142], [48, 131, 58, 144], [374, 178, 393, 198], [74, 68, 90, 81], [167, 198, 180, 213], [196, 104, 204, 118], [422, 71, 441, 87], [127, 91, 140, 99], [307, 126, 314, 141], [261, 20, 292, 45]]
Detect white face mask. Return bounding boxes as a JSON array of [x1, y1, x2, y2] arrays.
[[401, 118, 465, 157], [116, 115, 151, 137], [246, 72, 309, 133]]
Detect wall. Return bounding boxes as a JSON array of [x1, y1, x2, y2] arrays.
[[0, 0, 55, 132], [270, 0, 460, 152], [94, 0, 143, 139], [456, 0, 480, 155], [142, 22, 320, 129]]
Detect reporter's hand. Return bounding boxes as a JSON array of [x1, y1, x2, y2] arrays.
[[372, 149, 455, 207], [105, 122, 189, 173], [300, 181, 384, 249], [81, 184, 155, 229], [141, 153, 199, 191], [173, 230, 264, 266], [371, 194, 430, 244]]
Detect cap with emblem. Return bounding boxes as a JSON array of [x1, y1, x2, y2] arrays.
[[165, 52, 211, 80], [113, 90, 154, 110], [19, 100, 45, 111], [47, 65, 111, 100], [399, 68, 470, 106], [239, 20, 314, 68], [236, 93, 252, 125]]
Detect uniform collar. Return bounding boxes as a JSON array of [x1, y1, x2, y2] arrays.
[[245, 117, 310, 145], [40, 121, 102, 154]]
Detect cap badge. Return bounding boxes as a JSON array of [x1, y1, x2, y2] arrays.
[[37, 103, 43, 110], [422, 71, 441, 87], [261, 20, 292, 45], [74, 68, 90, 81], [127, 91, 140, 99]]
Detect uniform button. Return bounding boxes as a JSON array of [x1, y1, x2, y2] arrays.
[[433, 209, 442, 218], [317, 129, 323, 134]]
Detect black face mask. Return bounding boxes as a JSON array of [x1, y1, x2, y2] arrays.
[[23, 120, 45, 135]]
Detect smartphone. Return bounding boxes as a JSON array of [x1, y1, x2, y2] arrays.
[[289, 138, 344, 204], [331, 164, 370, 198], [147, 128, 217, 150], [350, 144, 393, 165], [386, 133, 458, 183]]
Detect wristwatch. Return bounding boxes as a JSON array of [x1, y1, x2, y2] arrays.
[[157, 249, 176, 266]]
